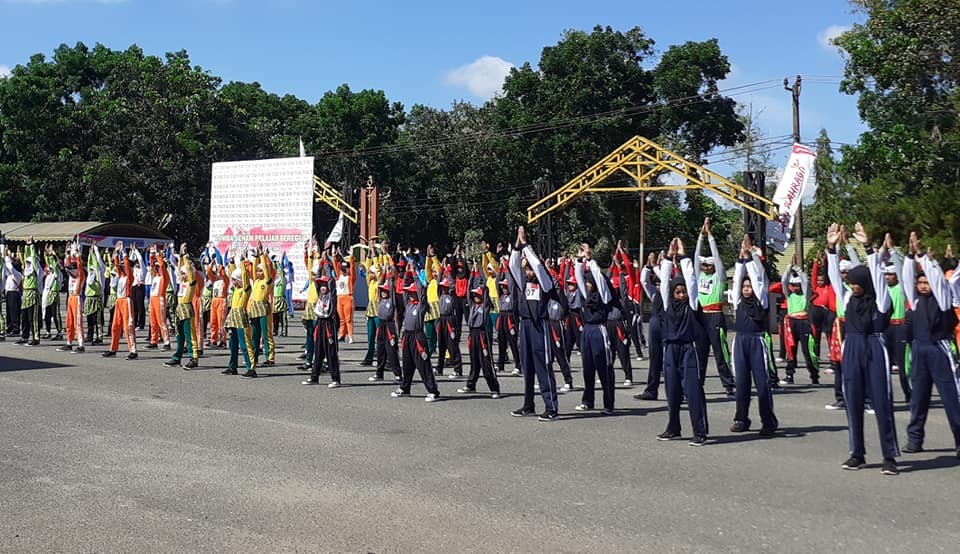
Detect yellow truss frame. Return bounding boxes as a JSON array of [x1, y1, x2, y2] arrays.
[[313, 175, 359, 223], [527, 135, 777, 223]]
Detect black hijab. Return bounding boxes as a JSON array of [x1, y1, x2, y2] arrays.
[[738, 276, 765, 323], [845, 265, 876, 332]]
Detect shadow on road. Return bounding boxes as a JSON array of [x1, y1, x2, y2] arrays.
[[0, 355, 71, 372]]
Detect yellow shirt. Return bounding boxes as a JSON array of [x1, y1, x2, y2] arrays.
[[230, 264, 251, 310], [251, 254, 272, 303]]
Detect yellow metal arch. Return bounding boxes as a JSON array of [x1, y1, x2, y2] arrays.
[[314, 175, 359, 223], [527, 136, 777, 223]]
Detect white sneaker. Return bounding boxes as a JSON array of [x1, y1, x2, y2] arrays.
[[347, 336, 354, 344], [596, 379, 602, 385], [490, 392, 501, 399], [823, 368, 835, 375], [623, 379, 633, 386], [424, 393, 438, 402], [534, 384, 540, 391], [775, 357, 785, 363], [368, 375, 382, 382], [778, 379, 790, 386], [448, 373, 459, 379], [510, 368, 521, 376], [328, 381, 341, 388], [574, 404, 590, 411], [301, 380, 318, 386], [866, 406, 876, 415], [390, 389, 406, 398], [560, 383, 573, 393], [457, 387, 474, 394], [636, 356, 644, 361]]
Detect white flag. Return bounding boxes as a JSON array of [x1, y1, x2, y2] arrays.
[[767, 143, 816, 251], [299, 137, 306, 158], [326, 214, 345, 244]]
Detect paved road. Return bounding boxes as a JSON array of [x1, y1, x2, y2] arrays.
[[0, 325, 958, 553]]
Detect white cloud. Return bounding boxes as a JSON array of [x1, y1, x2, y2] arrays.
[[818, 25, 850, 50], [0, 65, 10, 78], [444, 56, 514, 100]]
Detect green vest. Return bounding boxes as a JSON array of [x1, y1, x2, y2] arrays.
[[85, 252, 101, 297], [836, 285, 848, 319], [787, 293, 807, 314], [697, 272, 724, 307], [889, 283, 906, 319]]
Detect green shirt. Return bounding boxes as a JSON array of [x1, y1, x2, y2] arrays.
[[889, 283, 906, 320], [697, 272, 725, 307]]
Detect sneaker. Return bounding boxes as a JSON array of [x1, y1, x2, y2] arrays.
[[842, 456, 865, 470], [775, 357, 785, 363], [510, 369, 521, 376], [656, 431, 681, 441], [163, 359, 180, 367], [161, 344, 171, 351], [101, 351, 117, 358], [636, 355, 644, 361], [490, 392, 501, 399], [457, 387, 476, 394], [574, 404, 591, 412], [891, 365, 900, 374], [825, 400, 845, 410], [534, 384, 540, 392], [448, 373, 460, 380], [688, 435, 707, 447], [881, 459, 899, 475], [390, 389, 408, 398], [183, 359, 198, 370], [902, 443, 923, 453], [126, 352, 138, 360], [865, 405, 876, 415], [730, 421, 750, 433], [360, 359, 373, 366], [261, 360, 275, 367], [296, 352, 307, 360], [28, 340, 39, 346], [510, 408, 536, 417], [758, 427, 777, 437], [73, 346, 85, 354], [327, 382, 341, 388], [595, 378, 602, 385], [725, 388, 736, 398], [299, 363, 312, 371], [15, 339, 27, 345], [347, 336, 354, 344], [144, 343, 158, 350], [240, 370, 257, 379], [424, 393, 438, 402], [823, 367, 835, 375], [560, 383, 574, 393], [368, 375, 383, 382], [634, 391, 658, 401], [537, 411, 558, 421], [623, 379, 633, 387], [221, 368, 238, 375], [57, 345, 73, 352], [778, 376, 794, 386], [600, 408, 615, 416], [301, 380, 319, 385]]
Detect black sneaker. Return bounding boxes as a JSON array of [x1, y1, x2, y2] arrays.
[[28, 340, 39, 346], [725, 388, 736, 398], [73, 346, 85, 354], [811, 376, 820, 385], [634, 391, 658, 401], [296, 353, 307, 360], [688, 435, 707, 447], [241, 370, 257, 379], [842, 456, 865, 470], [161, 344, 171, 351], [511, 408, 536, 417], [902, 443, 923, 453], [758, 427, 777, 437], [537, 411, 558, 421], [360, 359, 373, 366], [102, 351, 117, 358], [730, 421, 750, 433], [163, 359, 180, 367], [126, 352, 138, 360], [15, 339, 27, 345], [600, 408, 615, 416], [656, 430, 681, 441], [221, 368, 238, 375], [299, 363, 311, 371], [144, 343, 158, 349], [57, 345, 73, 352], [261, 360, 275, 367], [182, 359, 197, 370], [825, 400, 845, 410], [881, 459, 899, 475]]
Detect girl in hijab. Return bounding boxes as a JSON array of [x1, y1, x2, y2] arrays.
[[730, 236, 778, 435], [657, 238, 708, 446], [826, 223, 899, 475]]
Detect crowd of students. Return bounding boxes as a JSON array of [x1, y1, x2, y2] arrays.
[[2, 219, 959, 475]]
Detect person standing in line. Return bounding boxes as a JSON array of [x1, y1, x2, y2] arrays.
[[507, 226, 560, 422], [457, 265, 502, 398], [163, 244, 199, 370], [656, 237, 709, 446], [101, 242, 138, 360], [303, 254, 342, 388], [572, 242, 616, 415], [826, 222, 899, 475], [903, 232, 960, 459], [694, 218, 736, 397], [222, 252, 257, 378], [390, 265, 441, 402], [41, 243, 63, 340], [780, 261, 818, 385], [635, 252, 665, 401], [729, 235, 779, 436], [17, 238, 43, 346], [58, 241, 86, 353], [879, 234, 911, 403]]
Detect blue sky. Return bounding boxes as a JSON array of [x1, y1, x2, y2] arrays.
[[0, 0, 865, 171]]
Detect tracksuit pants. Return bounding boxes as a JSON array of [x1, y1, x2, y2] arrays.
[[548, 319, 573, 386], [579, 323, 615, 410], [375, 320, 401, 379], [466, 327, 500, 392], [606, 318, 633, 381], [312, 318, 340, 383], [732, 333, 778, 430], [518, 319, 558, 414], [228, 326, 255, 371], [696, 312, 734, 390], [642, 314, 664, 398], [399, 331, 438, 395], [664, 341, 708, 437], [436, 314, 463, 375], [906, 340, 960, 450], [885, 323, 911, 401], [841, 332, 899, 460]]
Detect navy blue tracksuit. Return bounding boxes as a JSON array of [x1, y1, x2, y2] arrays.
[[842, 332, 899, 459], [731, 257, 778, 431], [511, 245, 558, 415]]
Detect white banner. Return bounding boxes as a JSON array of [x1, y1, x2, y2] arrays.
[[767, 143, 816, 251], [209, 157, 314, 302]]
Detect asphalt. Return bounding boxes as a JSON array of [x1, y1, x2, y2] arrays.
[[0, 322, 958, 553]]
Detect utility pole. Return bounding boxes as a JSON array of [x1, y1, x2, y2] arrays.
[[784, 75, 803, 266]]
